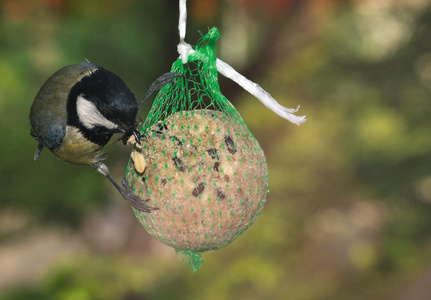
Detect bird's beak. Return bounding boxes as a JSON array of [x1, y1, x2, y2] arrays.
[[132, 129, 141, 144], [122, 127, 141, 145]]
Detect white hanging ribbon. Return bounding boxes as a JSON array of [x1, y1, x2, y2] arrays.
[[177, 0, 306, 125]]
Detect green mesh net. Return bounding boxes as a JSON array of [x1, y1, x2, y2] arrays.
[[126, 28, 269, 272]]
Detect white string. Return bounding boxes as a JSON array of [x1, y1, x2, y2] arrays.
[[178, 0, 193, 64], [178, 0, 187, 41], [215, 59, 306, 125], [177, 0, 306, 125]]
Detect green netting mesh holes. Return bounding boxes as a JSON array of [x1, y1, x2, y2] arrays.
[[126, 28, 269, 272]]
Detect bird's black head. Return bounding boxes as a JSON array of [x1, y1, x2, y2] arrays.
[[67, 66, 139, 146]]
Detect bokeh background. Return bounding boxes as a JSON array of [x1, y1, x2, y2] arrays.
[[2, 0, 431, 299]]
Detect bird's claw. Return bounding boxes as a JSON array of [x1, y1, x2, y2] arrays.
[[121, 178, 158, 213]]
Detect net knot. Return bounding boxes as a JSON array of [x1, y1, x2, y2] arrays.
[[177, 41, 194, 64]]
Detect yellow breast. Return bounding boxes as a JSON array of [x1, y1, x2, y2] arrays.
[[53, 126, 106, 165]]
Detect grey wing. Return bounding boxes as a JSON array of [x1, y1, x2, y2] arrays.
[[29, 111, 66, 155], [29, 62, 98, 154], [29, 72, 69, 156]]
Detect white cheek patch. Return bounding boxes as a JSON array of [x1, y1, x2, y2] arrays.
[[76, 95, 119, 130]]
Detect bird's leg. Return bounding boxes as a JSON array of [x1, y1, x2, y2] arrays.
[[138, 73, 183, 109], [91, 162, 157, 213]]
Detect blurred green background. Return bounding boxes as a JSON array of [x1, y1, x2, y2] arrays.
[[2, 0, 431, 299]]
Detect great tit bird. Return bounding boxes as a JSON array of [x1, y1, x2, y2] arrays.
[[29, 61, 179, 212]]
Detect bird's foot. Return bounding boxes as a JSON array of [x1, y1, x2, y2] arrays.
[[121, 178, 158, 213]]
